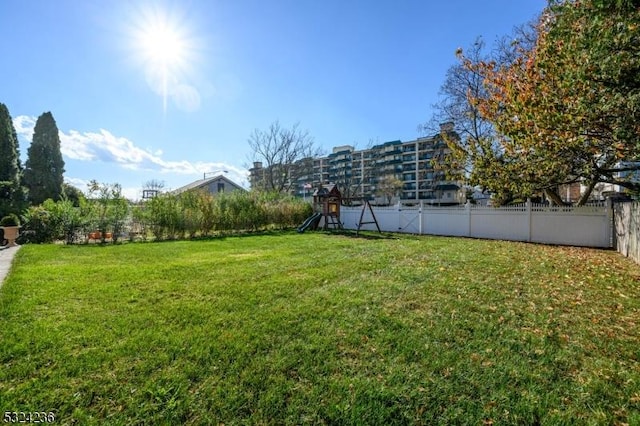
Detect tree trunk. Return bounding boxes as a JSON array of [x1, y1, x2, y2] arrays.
[[577, 181, 596, 206], [544, 188, 567, 206]]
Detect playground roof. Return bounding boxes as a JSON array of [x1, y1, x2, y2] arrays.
[[313, 184, 341, 198]]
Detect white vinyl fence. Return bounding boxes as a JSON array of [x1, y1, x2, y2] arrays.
[[338, 200, 613, 248]]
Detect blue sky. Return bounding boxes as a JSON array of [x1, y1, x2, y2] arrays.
[[1, 0, 546, 199]]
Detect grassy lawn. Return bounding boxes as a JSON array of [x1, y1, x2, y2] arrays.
[[1, 232, 639, 425]]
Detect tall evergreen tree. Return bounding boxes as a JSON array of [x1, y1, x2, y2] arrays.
[[0, 103, 24, 216], [23, 112, 65, 205]]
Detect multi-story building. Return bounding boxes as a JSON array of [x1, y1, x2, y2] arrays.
[[250, 123, 465, 205]]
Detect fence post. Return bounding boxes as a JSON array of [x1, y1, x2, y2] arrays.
[[606, 197, 613, 249], [419, 200, 423, 235], [466, 200, 471, 237], [526, 198, 532, 242], [632, 202, 639, 263]]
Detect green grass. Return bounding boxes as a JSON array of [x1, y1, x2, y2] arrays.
[[1, 232, 639, 425]]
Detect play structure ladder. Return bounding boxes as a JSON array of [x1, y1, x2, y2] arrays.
[[356, 200, 381, 235]]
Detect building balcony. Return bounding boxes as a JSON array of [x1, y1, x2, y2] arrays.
[[380, 157, 402, 165], [380, 166, 403, 174], [403, 173, 416, 181], [418, 192, 435, 200], [330, 156, 352, 163], [402, 191, 417, 199], [421, 162, 436, 171], [381, 147, 402, 155]]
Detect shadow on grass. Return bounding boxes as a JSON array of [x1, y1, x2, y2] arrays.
[[322, 229, 398, 240], [51, 228, 400, 249], [57, 229, 304, 248]]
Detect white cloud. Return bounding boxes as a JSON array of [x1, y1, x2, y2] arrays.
[[64, 177, 90, 190], [13, 115, 249, 187], [13, 115, 36, 140]]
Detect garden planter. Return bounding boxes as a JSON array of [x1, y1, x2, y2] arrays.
[[1, 226, 20, 247], [88, 232, 113, 241]]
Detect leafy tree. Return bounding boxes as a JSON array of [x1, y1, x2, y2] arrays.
[[376, 176, 403, 205], [41, 198, 86, 245], [62, 183, 85, 207], [458, 1, 640, 205], [146, 193, 183, 240], [86, 181, 129, 243], [23, 112, 65, 205], [248, 121, 317, 193], [0, 103, 25, 216], [420, 38, 496, 185], [19, 205, 55, 244]]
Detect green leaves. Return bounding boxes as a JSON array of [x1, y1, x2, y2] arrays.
[[0, 103, 25, 217], [138, 190, 312, 240], [459, 1, 640, 204]]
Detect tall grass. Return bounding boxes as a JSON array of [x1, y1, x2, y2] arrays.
[[19, 190, 313, 244], [139, 190, 312, 240]]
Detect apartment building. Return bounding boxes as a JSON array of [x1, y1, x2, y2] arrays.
[[250, 123, 465, 205]]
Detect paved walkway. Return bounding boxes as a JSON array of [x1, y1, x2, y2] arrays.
[[0, 245, 21, 288]]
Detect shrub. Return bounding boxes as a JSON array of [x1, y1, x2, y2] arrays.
[[180, 190, 205, 238], [146, 194, 184, 240], [0, 213, 20, 227], [16, 184, 315, 244], [86, 182, 130, 243], [130, 204, 151, 242], [41, 199, 83, 244], [198, 192, 216, 236], [19, 206, 54, 243]]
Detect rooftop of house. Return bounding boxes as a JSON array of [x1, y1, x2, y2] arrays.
[[172, 174, 245, 195]]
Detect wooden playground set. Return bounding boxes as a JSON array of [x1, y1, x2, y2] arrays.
[[297, 184, 380, 235]]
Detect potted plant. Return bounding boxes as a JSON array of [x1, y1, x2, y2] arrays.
[[0, 214, 21, 247]]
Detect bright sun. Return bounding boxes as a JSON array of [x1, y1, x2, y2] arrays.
[[130, 5, 198, 113], [140, 22, 186, 66]]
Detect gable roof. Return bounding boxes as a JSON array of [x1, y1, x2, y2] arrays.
[[313, 183, 341, 198], [172, 175, 245, 195]]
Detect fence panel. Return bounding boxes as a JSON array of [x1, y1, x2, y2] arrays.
[[423, 206, 469, 237], [399, 205, 420, 234], [533, 204, 611, 247], [341, 205, 397, 232], [469, 204, 529, 241], [340, 201, 612, 249]]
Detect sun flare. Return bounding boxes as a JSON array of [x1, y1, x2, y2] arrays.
[[139, 21, 186, 66], [129, 5, 200, 113]]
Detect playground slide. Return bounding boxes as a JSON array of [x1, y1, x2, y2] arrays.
[[297, 212, 322, 233]]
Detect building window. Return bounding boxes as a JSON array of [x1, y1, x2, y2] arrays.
[[218, 182, 225, 193]]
